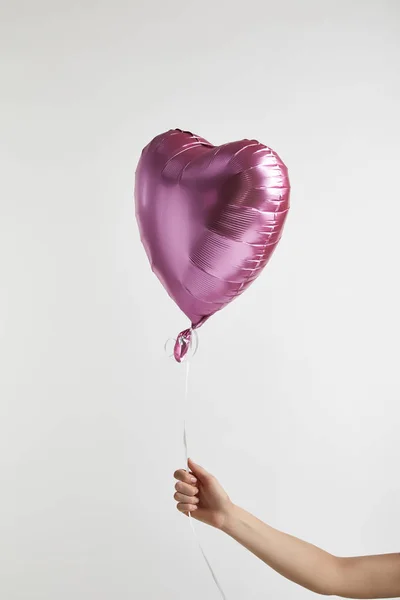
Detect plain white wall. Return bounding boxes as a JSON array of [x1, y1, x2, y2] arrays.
[[1, 1, 399, 598]]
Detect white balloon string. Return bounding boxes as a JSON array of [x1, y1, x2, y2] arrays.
[[183, 353, 227, 600]]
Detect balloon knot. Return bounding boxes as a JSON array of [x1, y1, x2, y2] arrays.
[[173, 328, 193, 363]]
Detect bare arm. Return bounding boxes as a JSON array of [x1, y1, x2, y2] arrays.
[[223, 504, 400, 598], [174, 459, 400, 598]]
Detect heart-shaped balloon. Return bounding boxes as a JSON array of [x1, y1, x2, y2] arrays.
[[135, 129, 290, 356]]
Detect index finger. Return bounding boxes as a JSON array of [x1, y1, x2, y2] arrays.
[[174, 469, 197, 484]]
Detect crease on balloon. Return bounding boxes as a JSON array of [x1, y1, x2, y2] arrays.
[[179, 144, 226, 184], [200, 222, 283, 250], [160, 144, 207, 176], [222, 202, 289, 215], [187, 229, 281, 286], [182, 285, 241, 319], [208, 210, 288, 241], [183, 254, 268, 303], [206, 227, 282, 248], [252, 146, 276, 157], [147, 131, 177, 153], [231, 163, 287, 182], [182, 283, 228, 306], [227, 141, 260, 165], [177, 152, 209, 184], [189, 246, 250, 281], [186, 259, 246, 286]]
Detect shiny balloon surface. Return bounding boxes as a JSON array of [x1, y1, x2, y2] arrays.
[[135, 129, 290, 339]]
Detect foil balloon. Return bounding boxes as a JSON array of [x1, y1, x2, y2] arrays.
[[135, 129, 290, 360]]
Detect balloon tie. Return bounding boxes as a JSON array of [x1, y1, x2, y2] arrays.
[[173, 328, 194, 363]]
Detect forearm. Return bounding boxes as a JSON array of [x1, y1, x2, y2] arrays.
[[222, 505, 340, 596], [222, 505, 400, 599]]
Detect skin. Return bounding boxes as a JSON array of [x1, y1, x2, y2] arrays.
[[174, 458, 400, 599]]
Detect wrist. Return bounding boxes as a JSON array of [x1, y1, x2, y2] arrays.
[[221, 503, 242, 534]]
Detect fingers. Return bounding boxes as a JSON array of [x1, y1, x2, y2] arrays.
[[188, 458, 212, 482], [173, 460, 213, 491], [174, 492, 199, 505], [175, 481, 198, 496], [174, 469, 199, 515], [176, 502, 198, 514], [174, 469, 197, 485]]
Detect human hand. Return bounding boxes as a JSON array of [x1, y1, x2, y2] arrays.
[[173, 458, 233, 530]]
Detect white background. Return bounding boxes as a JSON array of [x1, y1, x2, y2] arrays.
[[1, 1, 400, 598]]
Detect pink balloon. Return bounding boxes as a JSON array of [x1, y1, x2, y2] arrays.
[[135, 129, 290, 360]]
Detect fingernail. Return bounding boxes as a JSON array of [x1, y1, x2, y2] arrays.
[[191, 477, 197, 483]]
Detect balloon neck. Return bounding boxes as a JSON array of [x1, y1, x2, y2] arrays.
[[173, 318, 206, 362], [173, 328, 194, 363]]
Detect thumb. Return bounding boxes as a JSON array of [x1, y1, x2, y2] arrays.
[[188, 458, 212, 482]]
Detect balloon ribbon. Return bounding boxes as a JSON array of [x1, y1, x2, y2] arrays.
[[179, 330, 227, 600]]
